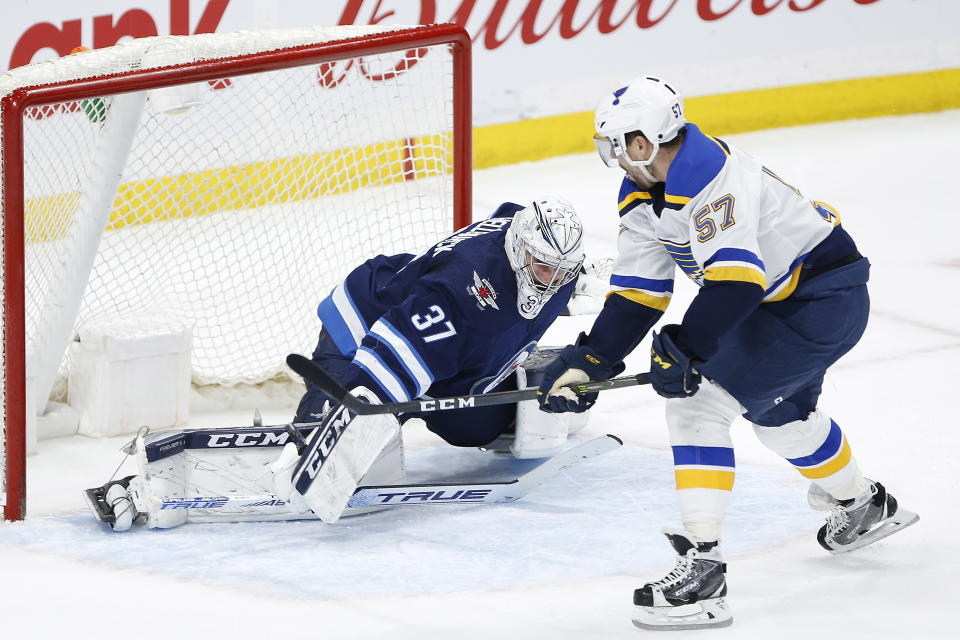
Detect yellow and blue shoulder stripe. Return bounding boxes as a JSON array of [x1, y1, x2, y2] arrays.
[[617, 177, 653, 217]]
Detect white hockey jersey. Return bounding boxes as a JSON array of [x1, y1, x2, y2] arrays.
[[611, 123, 841, 311]]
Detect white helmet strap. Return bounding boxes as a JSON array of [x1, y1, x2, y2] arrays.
[[620, 132, 661, 172], [623, 142, 660, 182]]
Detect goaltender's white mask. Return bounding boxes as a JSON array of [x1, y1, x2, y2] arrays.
[[505, 198, 585, 319]]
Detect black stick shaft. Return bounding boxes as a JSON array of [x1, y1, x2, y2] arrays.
[[286, 353, 649, 416]]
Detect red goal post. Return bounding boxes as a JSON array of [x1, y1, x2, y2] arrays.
[[1, 24, 472, 521]]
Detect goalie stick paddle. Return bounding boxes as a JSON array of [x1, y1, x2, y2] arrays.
[[286, 353, 650, 416], [348, 434, 622, 507]]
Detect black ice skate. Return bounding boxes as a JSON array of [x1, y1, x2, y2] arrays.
[[817, 481, 919, 553], [632, 529, 732, 631]]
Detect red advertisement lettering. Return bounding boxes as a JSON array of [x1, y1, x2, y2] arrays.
[[323, 0, 438, 87], [93, 10, 158, 49], [635, 0, 681, 28], [788, 0, 828, 9], [697, 0, 744, 21], [752, 0, 785, 15], [10, 20, 81, 69], [559, 0, 629, 37], [337, 0, 887, 50], [14, 1, 232, 119], [10, 0, 230, 70], [170, 0, 231, 36]]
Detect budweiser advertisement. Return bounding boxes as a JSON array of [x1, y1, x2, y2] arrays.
[[2, 0, 957, 127]]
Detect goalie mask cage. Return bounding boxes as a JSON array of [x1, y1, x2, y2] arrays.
[[0, 24, 472, 520]]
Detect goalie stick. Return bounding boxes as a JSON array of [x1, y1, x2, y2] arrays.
[[84, 435, 622, 526], [286, 353, 650, 416], [348, 433, 621, 506]]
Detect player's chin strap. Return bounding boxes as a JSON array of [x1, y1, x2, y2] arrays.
[[286, 353, 650, 416], [635, 161, 657, 184]]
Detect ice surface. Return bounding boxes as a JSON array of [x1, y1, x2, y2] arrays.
[[3, 110, 959, 638], [0, 443, 815, 599]]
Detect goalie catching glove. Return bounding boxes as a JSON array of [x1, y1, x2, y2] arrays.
[[272, 386, 400, 523]]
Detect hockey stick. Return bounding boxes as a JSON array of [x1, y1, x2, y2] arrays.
[[348, 434, 622, 507], [94, 434, 622, 517], [286, 353, 650, 416]]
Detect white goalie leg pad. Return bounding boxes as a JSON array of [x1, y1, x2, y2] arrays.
[[511, 359, 590, 459], [132, 425, 312, 528], [513, 398, 569, 459], [358, 423, 405, 486], [125, 432, 190, 529], [270, 442, 309, 512], [103, 421, 386, 530], [343, 426, 405, 516], [287, 387, 401, 523]]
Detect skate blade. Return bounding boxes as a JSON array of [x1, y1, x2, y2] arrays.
[[632, 599, 733, 631], [829, 508, 919, 554]]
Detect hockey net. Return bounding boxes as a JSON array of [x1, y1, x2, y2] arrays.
[[0, 24, 472, 520]]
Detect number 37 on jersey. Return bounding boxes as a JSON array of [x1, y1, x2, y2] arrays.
[[411, 305, 457, 343]]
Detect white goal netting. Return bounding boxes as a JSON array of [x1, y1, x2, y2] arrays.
[[1, 25, 465, 515]]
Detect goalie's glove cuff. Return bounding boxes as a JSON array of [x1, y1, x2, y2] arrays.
[[650, 324, 702, 399], [537, 332, 624, 413]]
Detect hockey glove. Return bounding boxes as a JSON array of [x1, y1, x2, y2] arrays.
[[650, 325, 702, 399], [537, 332, 625, 413]]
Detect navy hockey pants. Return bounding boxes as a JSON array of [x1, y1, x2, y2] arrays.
[[699, 257, 871, 427], [294, 330, 515, 447]]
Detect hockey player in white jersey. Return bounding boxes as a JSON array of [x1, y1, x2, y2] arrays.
[[536, 76, 918, 630]]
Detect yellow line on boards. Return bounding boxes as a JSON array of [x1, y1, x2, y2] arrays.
[[473, 67, 960, 169], [24, 135, 451, 242], [23, 68, 958, 241]]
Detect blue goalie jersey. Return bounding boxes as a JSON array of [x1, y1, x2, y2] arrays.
[[315, 202, 575, 403]]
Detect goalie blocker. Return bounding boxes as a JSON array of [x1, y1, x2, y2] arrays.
[[84, 348, 596, 529], [274, 348, 591, 522]]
